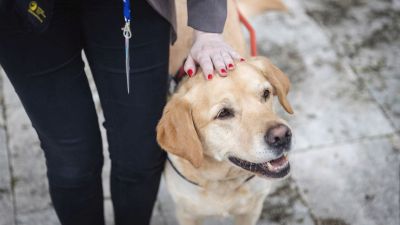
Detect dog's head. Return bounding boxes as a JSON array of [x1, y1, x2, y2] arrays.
[[157, 56, 293, 179]]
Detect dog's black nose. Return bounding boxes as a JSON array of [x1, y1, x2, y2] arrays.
[[265, 124, 292, 150]]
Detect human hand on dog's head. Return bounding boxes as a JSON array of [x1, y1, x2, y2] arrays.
[[184, 30, 244, 80]]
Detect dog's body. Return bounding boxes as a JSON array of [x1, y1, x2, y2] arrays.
[[161, 1, 293, 225], [164, 154, 272, 225]]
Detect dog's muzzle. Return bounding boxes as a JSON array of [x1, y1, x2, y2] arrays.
[[228, 153, 290, 179]]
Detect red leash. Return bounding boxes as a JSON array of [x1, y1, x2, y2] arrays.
[[237, 7, 258, 57], [175, 6, 257, 80]]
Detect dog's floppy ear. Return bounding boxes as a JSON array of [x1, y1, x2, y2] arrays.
[[248, 56, 294, 114], [156, 96, 203, 168]]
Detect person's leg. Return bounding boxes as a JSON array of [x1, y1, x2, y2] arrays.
[[81, 0, 170, 224], [0, 1, 105, 225]]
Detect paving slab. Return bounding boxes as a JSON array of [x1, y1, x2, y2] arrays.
[[259, 179, 316, 225], [105, 199, 114, 225], [0, 68, 15, 225], [290, 135, 400, 225], [301, 0, 400, 130], [251, 0, 395, 150], [0, 68, 4, 127], [16, 207, 59, 225], [156, 178, 179, 225], [150, 200, 167, 225], [2, 73, 55, 218]]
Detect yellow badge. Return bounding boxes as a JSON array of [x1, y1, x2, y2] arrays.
[[28, 1, 46, 23]]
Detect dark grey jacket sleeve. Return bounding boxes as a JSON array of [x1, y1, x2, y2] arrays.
[[187, 0, 227, 33]]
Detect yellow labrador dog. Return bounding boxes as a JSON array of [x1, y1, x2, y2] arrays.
[[157, 56, 293, 225], [157, 1, 293, 225]]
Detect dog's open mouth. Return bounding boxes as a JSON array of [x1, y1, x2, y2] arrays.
[[228, 153, 290, 178]]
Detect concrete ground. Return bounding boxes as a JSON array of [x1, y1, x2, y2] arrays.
[[0, 0, 399, 224]]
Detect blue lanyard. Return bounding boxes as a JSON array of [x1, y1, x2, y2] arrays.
[[123, 0, 131, 22], [122, 0, 132, 93]]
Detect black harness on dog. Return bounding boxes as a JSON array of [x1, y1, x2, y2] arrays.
[[167, 157, 256, 187]]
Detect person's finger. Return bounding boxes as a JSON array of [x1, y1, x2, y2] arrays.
[[197, 54, 214, 80], [221, 50, 235, 70], [184, 55, 196, 77], [211, 53, 228, 77], [227, 47, 243, 61]]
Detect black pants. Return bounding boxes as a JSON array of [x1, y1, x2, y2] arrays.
[[0, 0, 169, 224]]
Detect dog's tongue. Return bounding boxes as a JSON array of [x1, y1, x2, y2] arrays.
[[270, 156, 287, 167]]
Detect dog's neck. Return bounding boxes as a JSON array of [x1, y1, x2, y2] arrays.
[[168, 154, 253, 188]]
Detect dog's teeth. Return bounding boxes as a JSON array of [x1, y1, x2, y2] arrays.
[[283, 152, 288, 157], [267, 162, 272, 169]]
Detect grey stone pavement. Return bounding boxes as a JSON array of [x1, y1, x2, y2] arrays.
[[0, 0, 399, 224]]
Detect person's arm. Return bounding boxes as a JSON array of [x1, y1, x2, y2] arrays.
[[187, 0, 227, 33], [184, 0, 243, 80]]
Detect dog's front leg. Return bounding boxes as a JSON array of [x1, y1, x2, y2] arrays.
[[233, 198, 264, 225], [176, 207, 204, 225]]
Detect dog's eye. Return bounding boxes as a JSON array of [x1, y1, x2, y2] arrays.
[[262, 89, 271, 101], [216, 108, 234, 120]]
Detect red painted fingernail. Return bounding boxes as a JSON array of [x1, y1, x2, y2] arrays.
[[240, 58, 245, 62], [207, 74, 213, 80], [221, 69, 227, 74], [187, 69, 193, 77], [228, 64, 234, 68]]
